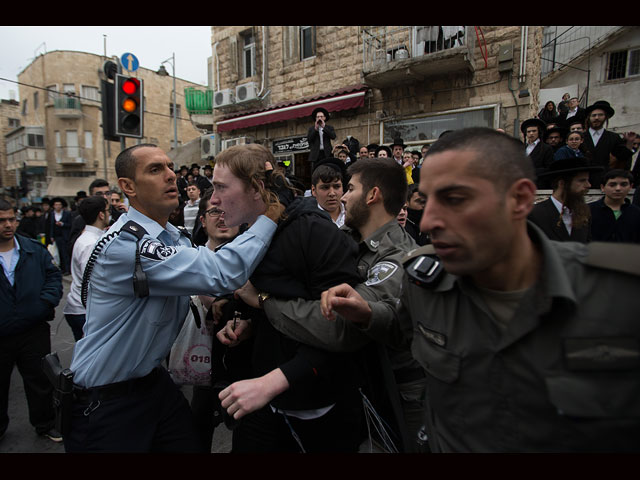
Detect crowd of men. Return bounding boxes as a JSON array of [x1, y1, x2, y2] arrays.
[[0, 99, 639, 454]]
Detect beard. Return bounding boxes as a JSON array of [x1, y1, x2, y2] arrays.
[[345, 195, 370, 233], [559, 188, 591, 229]]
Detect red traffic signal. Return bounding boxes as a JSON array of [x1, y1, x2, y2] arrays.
[[115, 74, 143, 138]]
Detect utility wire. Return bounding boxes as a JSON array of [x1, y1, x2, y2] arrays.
[[0, 76, 193, 123]]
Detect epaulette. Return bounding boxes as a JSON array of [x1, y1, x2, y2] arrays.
[[402, 244, 444, 289], [584, 242, 640, 277], [401, 244, 437, 266], [120, 221, 147, 241]]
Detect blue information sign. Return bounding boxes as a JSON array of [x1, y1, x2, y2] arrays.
[[120, 53, 139, 72]]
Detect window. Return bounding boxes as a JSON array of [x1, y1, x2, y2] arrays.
[[300, 26, 315, 60], [242, 31, 256, 78], [8, 118, 20, 128], [27, 133, 44, 148], [85, 131, 93, 150], [82, 85, 100, 102], [33, 92, 39, 110], [383, 105, 497, 144], [170, 103, 181, 118], [607, 48, 640, 80], [63, 84, 75, 95], [47, 85, 58, 102], [21, 99, 27, 116]]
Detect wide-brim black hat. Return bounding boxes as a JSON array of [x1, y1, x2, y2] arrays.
[[366, 143, 379, 151], [538, 157, 604, 178], [51, 197, 68, 207], [390, 138, 407, 149], [313, 157, 347, 178], [521, 118, 546, 135], [585, 100, 615, 118], [375, 145, 392, 157], [544, 125, 568, 139], [311, 107, 330, 121], [203, 164, 213, 171]]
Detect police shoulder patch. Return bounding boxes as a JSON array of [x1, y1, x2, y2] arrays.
[[139, 239, 178, 261], [365, 261, 398, 286]]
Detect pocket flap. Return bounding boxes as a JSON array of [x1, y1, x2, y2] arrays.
[[413, 323, 460, 383]]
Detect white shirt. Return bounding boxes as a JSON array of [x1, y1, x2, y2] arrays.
[[589, 127, 603, 146], [318, 201, 346, 228], [64, 225, 104, 315], [183, 199, 200, 233], [526, 138, 540, 156], [550, 195, 573, 235]]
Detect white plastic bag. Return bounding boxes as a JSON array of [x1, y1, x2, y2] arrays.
[[47, 242, 60, 267], [169, 296, 214, 386]]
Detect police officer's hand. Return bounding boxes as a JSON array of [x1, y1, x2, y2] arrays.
[[321, 283, 372, 326], [219, 368, 290, 420], [210, 297, 229, 324], [234, 281, 259, 309]]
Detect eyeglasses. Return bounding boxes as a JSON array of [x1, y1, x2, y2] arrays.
[[205, 208, 223, 218]]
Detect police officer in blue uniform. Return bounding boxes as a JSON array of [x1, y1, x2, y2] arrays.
[[64, 144, 281, 453]]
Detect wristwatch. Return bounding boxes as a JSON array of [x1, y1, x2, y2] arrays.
[[258, 292, 270, 308]]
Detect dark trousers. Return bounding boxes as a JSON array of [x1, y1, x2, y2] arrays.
[[0, 322, 56, 435], [64, 314, 85, 342], [64, 367, 200, 453], [231, 390, 364, 453]]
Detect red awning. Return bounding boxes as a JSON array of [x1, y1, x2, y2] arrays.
[[216, 86, 368, 133]]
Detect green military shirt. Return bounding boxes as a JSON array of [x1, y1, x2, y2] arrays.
[[264, 219, 417, 366], [366, 221, 640, 452]]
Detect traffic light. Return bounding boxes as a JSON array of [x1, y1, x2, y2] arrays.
[[115, 74, 144, 138]]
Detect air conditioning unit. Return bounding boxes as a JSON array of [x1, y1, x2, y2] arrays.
[[213, 89, 234, 108], [200, 134, 219, 160], [222, 136, 253, 150], [235, 82, 259, 103]]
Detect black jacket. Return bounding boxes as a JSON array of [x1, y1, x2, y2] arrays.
[[307, 124, 336, 164], [250, 196, 363, 410], [528, 198, 591, 243], [589, 198, 640, 243]]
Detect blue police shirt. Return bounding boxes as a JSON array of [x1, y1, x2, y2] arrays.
[[70, 206, 276, 388]]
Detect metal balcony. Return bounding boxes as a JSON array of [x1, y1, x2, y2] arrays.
[[362, 26, 476, 88], [56, 146, 85, 165], [53, 96, 83, 118]]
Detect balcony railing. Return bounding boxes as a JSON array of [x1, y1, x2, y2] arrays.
[[56, 146, 85, 164], [54, 96, 82, 110], [185, 87, 213, 115], [362, 26, 474, 72]]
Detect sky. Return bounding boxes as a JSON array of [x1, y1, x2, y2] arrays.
[[0, 26, 213, 101]]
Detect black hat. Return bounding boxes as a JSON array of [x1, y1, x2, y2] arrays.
[[179, 165, 189, 172], [311, 107, 330, 121], [521, 118, 546, 135], [191, 163, 200, 170], [544, 125, 567, 139], [51, 197, 68, 207], [375, 145, 392, 157], [367, 143, 379, 151], [585, 100, 615, 118], [313, 157, 347, 177], [203, 164, 213, 171], [390, 138, 407, 149], [538, 157, 603, 178], [76, 190, 87, 199]]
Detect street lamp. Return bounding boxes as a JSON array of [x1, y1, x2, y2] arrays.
[[157, 52, 177, 149]]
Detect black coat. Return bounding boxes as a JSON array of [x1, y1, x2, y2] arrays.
[[250, 196, 363, 411], [557, 107, 586, 129], [307, 124, 336, 164], [582, 129, 632, 186], [528, 198, 591, 243], [589, 198, 640, 243], [527, 141, 555, 189]]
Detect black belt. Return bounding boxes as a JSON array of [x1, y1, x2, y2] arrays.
[[393, 367, 426, 384], [73, 367, 161, 403]]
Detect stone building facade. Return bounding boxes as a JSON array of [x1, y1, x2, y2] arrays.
[[6, 50, 204, 203], [209, 26, 544, 187], [0, 99, 21, 195]]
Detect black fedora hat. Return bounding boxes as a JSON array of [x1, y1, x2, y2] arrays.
[[311, 107, 330, 121], [538, 157, 603, 178], [521, 118, 546, 135], [375, 145, 392, 157], [313, 156, 348, 179], [544, 125, 568, 139], [585, 100, 615, 118]]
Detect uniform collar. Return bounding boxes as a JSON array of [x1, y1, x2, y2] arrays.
[[122, 207, 182, 245]]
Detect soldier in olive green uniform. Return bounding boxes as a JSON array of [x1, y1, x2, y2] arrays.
[[321, 128, 640, 453]]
